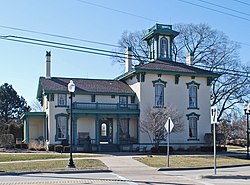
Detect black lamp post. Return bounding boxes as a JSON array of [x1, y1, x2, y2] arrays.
[[243, 103, 250, 159], [67, 80, 76, 168]]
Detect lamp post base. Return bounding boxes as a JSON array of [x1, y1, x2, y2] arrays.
[[67, 158, 76, 168]]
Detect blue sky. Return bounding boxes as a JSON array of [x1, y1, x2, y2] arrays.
[[0, 0, 249, 107]]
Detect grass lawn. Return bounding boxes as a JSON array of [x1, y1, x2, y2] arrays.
[[0, 159, 107, 172], [0, 153, 101, 162], [135, 155, 250, 168]]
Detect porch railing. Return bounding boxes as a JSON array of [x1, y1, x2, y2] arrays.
[[73, 102, 139, 111]]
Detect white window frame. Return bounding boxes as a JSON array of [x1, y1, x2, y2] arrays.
[[58, 94, 67, 106]]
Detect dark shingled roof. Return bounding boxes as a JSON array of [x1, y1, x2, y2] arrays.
[[39, 77, 135, 94], [135, 60, 218, 76]]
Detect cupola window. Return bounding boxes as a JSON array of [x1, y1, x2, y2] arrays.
[[160, 37, 168, 59]]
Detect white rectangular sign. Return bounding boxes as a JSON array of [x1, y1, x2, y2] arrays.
[[211, 105, 218, 124]]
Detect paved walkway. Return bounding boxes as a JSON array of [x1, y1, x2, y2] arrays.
[[99, 155, 202, 185]]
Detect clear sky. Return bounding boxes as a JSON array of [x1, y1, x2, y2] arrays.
[[0, 0, 249, 107]]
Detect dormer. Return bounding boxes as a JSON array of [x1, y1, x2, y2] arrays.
[[143, 24, 179, 62]]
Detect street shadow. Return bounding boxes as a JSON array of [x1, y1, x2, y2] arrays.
[[13, 172, 194, 185], [203, 175, 250, 180]]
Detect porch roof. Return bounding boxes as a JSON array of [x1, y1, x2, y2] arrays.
[[21, 112, 46, 119]]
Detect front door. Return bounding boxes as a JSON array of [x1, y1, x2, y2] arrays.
[[99, 118, 113, 144]]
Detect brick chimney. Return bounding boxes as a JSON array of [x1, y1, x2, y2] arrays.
[[45, 51, 51, 79]]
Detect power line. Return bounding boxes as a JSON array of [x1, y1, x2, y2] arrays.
[[197, 0, 250, 17], [232, 0, 250, 6], [76, 0, 158, 22], [0, 24, 121, 48], [177, 0, 250, 22], [0, 34, 248, 78], [0, 35, 147, 60]]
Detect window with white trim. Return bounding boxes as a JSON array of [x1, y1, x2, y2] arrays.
[[55, 114, 68, 140], [58, 94, 67, 106]]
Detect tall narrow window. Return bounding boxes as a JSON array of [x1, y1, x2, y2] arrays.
[[155, 84, 164, 107], [55, 114, 68, 140], [189, 86, 197, 108], [120, 119, 129, 139], [189, 117, 198, 139], [58, 94, 67, 106], [186, 112, 200, 140], [186, 81, 200, 109], [160, 37, 168, 58]]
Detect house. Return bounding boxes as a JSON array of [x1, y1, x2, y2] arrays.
[[22, 24, 219, 152]]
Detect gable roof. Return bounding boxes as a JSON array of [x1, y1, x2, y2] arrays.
[[116, 61, 220, 80], [37, 77, 135, 99]]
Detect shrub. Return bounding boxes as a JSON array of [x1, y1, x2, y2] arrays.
[[28, 140, 47, 151], [0, 134, 15, 148], [54, 145, 63, 153]]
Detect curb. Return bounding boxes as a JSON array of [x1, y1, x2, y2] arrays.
[[158, 164, 250, 171], [0, 169, 112, 176]]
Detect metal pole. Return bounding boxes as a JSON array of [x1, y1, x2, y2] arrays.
[[167, 119, 170, 167], [68, 92, 75, 168], [247, 113, 249, 159], [213, 122, 216, 175]]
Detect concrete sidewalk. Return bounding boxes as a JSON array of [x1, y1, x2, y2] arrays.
[[99, 155, 203, 185]]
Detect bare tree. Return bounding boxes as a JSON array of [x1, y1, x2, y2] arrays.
[[30, 100, 43, 112], [113, 30, 148, 66], [140, 104, 184, 148], [174, 23, 250, 121], [114, 23, 250, 121]]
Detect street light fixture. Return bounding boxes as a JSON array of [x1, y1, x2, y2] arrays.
[[243, 102, 250, 159], [67, 80, 76, 168]]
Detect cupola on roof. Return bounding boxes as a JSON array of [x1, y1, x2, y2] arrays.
[[143, 24, 179, 62]]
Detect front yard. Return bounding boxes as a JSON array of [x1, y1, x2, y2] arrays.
[[0, 153, 107, 172], [135, 155, 250, 168]]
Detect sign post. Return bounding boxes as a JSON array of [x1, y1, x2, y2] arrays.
[[211, 105, 218, 175], [164, 117, 174, 167]]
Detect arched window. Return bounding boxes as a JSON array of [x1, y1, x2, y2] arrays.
[[160, 37, 168, 58], [101, 123, 107, 136]]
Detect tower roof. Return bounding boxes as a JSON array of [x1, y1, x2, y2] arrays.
[[143, 24, 179, 41]]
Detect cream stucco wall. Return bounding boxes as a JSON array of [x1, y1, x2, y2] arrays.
[[125, 72, 211, 147], [77, 118, 95, 139], [29, 118, 44, 140]]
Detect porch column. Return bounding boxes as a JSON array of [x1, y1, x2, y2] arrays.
[[44, 117, 47, 141], [117, 115, 120, 145], [24, 118, 29, 144], [95, 114, 99, 144]]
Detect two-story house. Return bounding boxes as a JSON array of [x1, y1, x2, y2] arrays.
[[22, 24, 219, 152]]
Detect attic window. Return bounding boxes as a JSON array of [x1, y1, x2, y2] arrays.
[[58, 94, 67, 106]]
